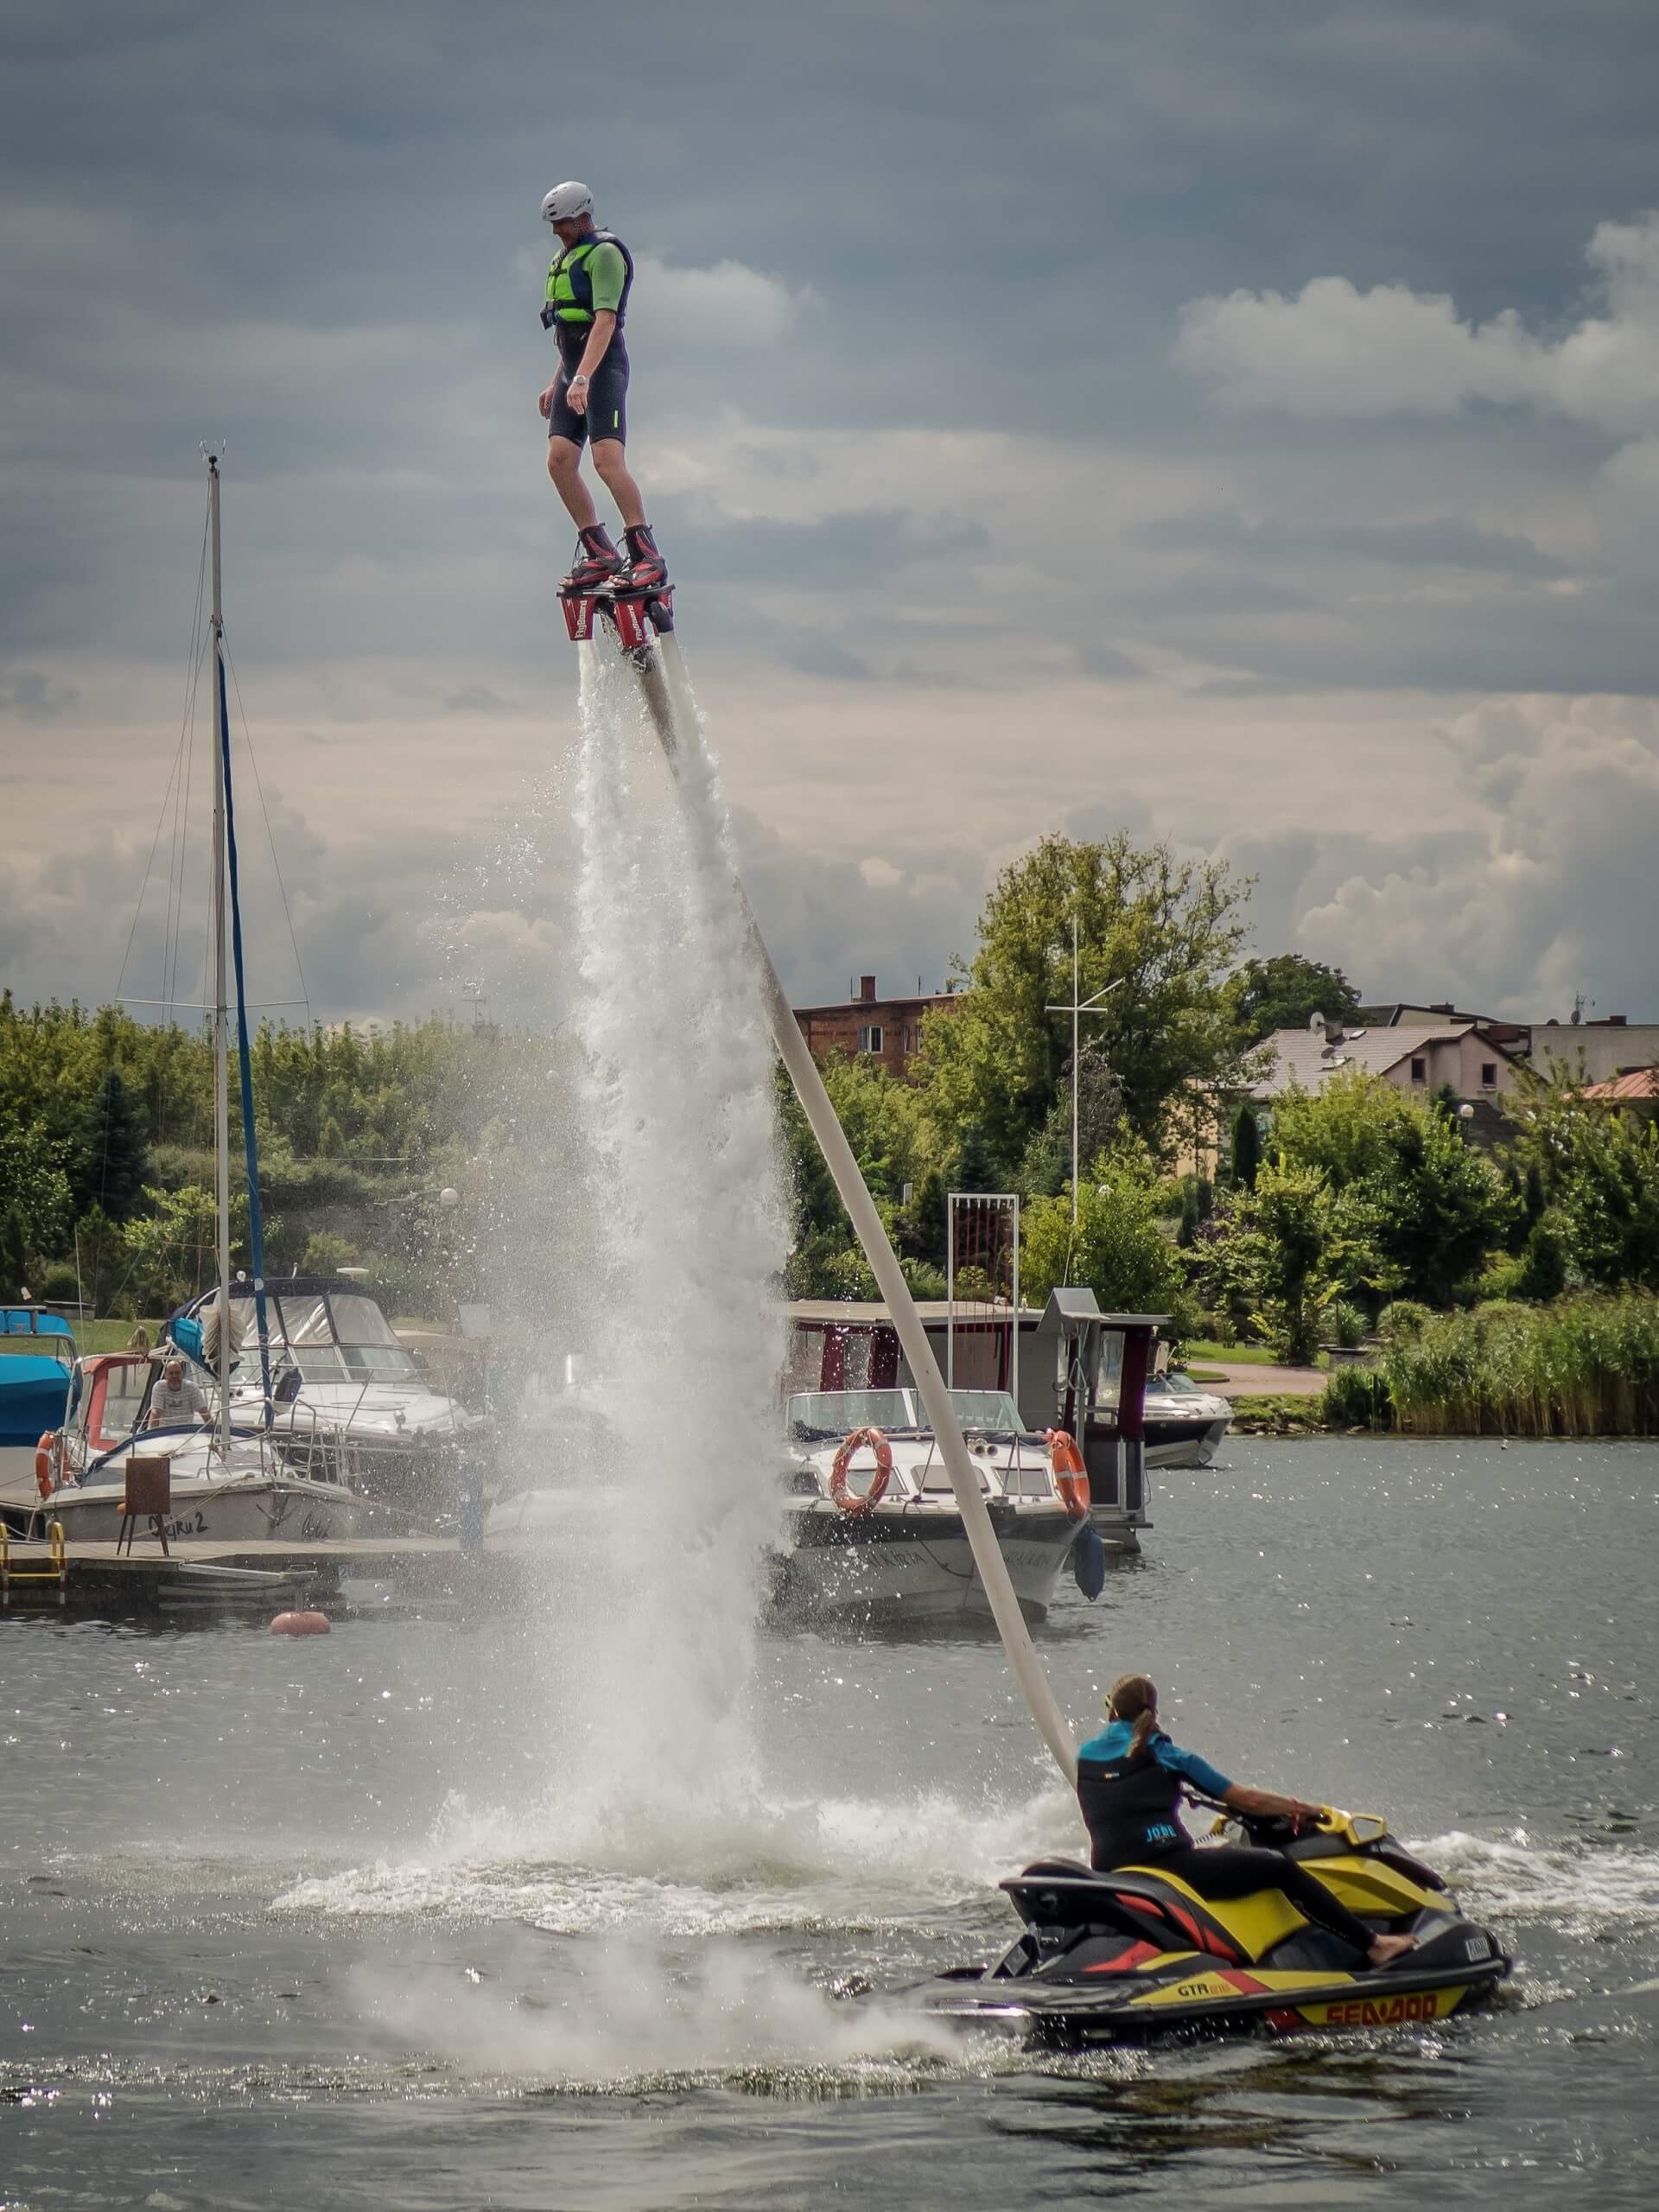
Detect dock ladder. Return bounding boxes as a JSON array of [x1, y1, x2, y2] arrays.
[[0, 1521, 67, 1606]]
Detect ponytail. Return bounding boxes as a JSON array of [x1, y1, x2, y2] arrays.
[[1107, 1671, 1160, 1755]]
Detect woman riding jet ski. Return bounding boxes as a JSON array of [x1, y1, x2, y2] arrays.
[[902, 1672, 1510, 2042]]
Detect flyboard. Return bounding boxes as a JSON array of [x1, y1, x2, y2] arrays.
[[559, 569, 1077, 1783]]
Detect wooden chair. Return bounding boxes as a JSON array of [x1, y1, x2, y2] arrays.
[[118, 1454, 173, 1556]]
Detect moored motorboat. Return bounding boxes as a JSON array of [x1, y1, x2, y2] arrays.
[[178, 1275, 492, 1522], [774, 1383, 1092, 1625], [1141, 1367, 1231, 1468], [1, 1306, 75, 1447], [31, 1348, 362, 1544], [899, 1805, 1510, 2042]]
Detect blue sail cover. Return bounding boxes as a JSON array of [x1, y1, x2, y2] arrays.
[[216, 644, 273, 1423]]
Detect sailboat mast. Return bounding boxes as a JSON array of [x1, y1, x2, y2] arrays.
[[207, 453, 232, 1457]]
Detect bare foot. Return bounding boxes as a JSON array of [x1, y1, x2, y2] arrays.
[[1368, 1931, 1415, 1968]]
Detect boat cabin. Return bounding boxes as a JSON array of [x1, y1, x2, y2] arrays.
[[783, 1294, 1164, 1541]]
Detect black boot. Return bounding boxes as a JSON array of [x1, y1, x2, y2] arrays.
[[620, 523, 668, 591], [565, 524, 622, 590]]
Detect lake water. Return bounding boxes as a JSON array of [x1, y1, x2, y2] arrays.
[[3, 1438, 1656, 2209]]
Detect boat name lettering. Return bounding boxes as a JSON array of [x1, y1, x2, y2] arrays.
[[163, 1510, 209, 1539]]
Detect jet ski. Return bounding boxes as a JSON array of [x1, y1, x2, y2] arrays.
[[900, 1805, 1510, 2043]]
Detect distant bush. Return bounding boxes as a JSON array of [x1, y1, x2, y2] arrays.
[[1321, 1364, 1393, 1429], [1194, 1310, 1236, 1348], [35, 1262, 83, 1303], [301, 1231, 361, 1276], [1325, 1299, 1368, 1349], [1382, 1294, 1659, 1437], [1376, 1300, 1432, 1346]]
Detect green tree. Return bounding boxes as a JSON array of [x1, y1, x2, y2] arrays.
[[1018, 1047, 1124, 1198], [0, 1120, 76, 1269], [79, 1068, 150, 1221], [1269, 1073, 1511, 1306], [1228, 955, 1362, 1045], [1230, 1103, 1262, 1191], [73, 1205, 126, 1317], [120, 1185, 250, 1316], [1208, 1160, 1340, 1364], [1020, 1150, 1186, 1316], [1552, 1110, 1659, 1294], [916, 833, 1254, 1169]]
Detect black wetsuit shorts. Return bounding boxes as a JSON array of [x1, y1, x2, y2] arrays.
[[1152, 1844, 1378, 1955], [548, 330, 630, 448]]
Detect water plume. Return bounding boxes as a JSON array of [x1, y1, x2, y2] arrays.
[[498, 643, 790, 1834]]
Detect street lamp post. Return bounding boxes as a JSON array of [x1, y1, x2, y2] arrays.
[[1046, 915, 1125, 1224]]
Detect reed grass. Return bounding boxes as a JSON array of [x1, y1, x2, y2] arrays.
[[1321, 1294, 1659, 1437]]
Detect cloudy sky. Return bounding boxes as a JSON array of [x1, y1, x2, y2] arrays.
[[3, 0, 1656, 1029]]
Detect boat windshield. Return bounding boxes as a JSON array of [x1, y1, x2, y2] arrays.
[[230, 1292, 418, 1386], [946, 1389, 1022, 1433], [1150, 1370, 1205, 1398], [82, 1358, 155, 1444], [0, 1333, 73, 1366], [787, 1387, 1025, 1440], [788, 1389, 917, 1440]]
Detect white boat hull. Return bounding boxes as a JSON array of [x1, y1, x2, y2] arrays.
[[1144, 1416, 1230, 1470], [775, 1502, 1081, 1624], [35, 1472, 362, 1547]]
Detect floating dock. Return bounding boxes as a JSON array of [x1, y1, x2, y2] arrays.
[[0, 1459, 491, 1616], [0, 1528, 491, 1615]]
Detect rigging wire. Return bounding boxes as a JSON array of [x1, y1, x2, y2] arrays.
[[223, 640, 312, 1029]]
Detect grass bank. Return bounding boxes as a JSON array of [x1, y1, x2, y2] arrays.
[[1322, 1294, 1659, 1439]]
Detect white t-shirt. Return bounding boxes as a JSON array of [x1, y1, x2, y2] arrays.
[[150, 1376, 209, 1427]]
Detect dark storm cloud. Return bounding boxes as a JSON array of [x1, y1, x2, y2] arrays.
[[658, 505, 992, 591], [3, 0, 1657, 1016], [1136, 511, 1575, 580]]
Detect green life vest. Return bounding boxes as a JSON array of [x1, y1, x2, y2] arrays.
[[542, 230, 633, 330]]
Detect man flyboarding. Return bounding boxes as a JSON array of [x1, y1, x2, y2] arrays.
[[537, 181, 668, 594]]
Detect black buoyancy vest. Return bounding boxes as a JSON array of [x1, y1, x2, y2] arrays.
[[1076, 1733, 1193, 1870], [543, 230, 634, 332]]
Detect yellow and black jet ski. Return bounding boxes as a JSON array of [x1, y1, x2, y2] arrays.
[[902, 1806, 1510, 2043]]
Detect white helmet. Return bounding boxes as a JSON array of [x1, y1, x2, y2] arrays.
[[540, 181, 594, 226]]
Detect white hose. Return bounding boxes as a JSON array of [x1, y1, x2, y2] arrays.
[[621, 630, 1077, 1783]]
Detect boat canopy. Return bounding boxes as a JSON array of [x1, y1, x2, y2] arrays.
[[197, 1277, 417, 1385], [1, 1307, 75, 1344]]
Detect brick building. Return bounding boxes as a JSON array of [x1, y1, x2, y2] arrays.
[[792, 975, 964, 1081]]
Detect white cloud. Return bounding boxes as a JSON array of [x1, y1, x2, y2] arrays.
[[1174, 213, 1659, 437], [626, 256, 816, 351], [1287, 695, 1659, 1016]]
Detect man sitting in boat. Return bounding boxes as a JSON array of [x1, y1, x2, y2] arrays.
[[1077, 1673, 1414, 1967], [149, 1352, 213, 1433]]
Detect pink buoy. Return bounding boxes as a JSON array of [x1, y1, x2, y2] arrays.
[[270, 1610, 331, 1637]]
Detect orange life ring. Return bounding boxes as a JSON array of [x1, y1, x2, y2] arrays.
[[829, 1426, 893, 1516], [35, 1432, 57, 1500], [1046, 1428, 1090, 1519]]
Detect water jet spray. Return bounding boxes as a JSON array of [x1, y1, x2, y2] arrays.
[[560, 595, 1077, 1783]]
